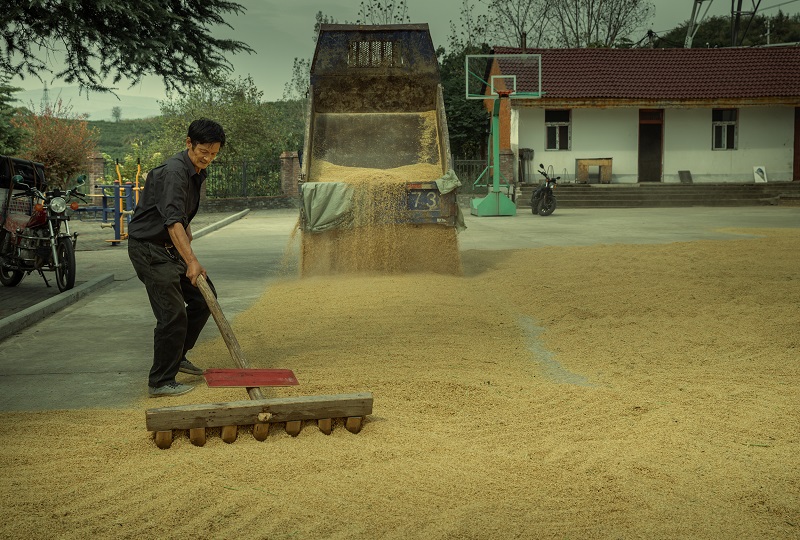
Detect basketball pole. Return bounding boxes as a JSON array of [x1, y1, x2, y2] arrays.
[[471, 90, 517, 217]]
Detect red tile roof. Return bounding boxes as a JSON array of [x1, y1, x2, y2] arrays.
[[493, 46, 800, 100]]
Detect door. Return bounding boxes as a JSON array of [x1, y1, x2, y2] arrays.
[[638, 109, 664, 182]]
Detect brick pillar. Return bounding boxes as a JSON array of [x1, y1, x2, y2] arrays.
[[86, 153, 106, 194], [281, 151, 300, 197], [500, 149, 515, 185]]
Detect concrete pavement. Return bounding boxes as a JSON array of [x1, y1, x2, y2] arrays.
[[0, 208, 296, 410], [0, 210, 251, 340], [1, 205, 798, 411]]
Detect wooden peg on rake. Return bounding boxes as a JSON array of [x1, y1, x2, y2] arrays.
[[146, 274, 372, 449]]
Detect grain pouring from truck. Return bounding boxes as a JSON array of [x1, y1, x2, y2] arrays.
[[298, 24, 464, 276]]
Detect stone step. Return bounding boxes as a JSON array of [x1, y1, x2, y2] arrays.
[[515, 182, 800, 208]]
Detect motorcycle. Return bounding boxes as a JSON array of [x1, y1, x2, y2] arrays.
[[0, 174, 87, 292], [530, 163, 559, 216]]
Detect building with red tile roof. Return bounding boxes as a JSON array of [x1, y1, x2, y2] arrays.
[[483, 46, 800, 183]]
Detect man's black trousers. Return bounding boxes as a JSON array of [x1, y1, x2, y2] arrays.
[[128, 237, 216, 388]]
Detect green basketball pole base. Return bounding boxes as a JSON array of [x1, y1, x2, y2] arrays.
[[470, 191, 517, 216]]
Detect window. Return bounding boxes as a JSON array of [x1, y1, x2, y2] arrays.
[[348, 40, 402, 68], [545, 109, 571, 150], [712, 109, 737, 150]]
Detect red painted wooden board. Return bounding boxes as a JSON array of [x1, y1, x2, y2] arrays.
[[204, 368, 299, 387]]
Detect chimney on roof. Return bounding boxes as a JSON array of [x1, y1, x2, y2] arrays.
[[521, 32, 527, 51]]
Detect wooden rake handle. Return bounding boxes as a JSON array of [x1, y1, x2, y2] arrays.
[[196, 274, 264, 400]]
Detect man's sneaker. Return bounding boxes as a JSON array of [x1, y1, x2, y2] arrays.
[[179, 359, 204, 375], [149, 382, 195, 397]]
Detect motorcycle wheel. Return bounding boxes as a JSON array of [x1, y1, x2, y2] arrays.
[[55, 237, 76, 292], [538, 195, 557, 216], [0, 265, 24, 287], [0, 230, 24, 287]]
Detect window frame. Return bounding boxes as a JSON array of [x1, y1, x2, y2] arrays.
[[545, 109, 571, 151], [712, 108, 738, 151]]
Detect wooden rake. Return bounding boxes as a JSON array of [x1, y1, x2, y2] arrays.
[[146, 274, 373, 449]]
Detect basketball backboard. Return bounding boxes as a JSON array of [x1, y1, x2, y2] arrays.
[[465, 54, 542, 100]]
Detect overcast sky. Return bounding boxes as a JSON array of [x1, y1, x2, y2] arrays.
[[11, 0, 800, 115]]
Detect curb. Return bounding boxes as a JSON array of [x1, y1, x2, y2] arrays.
[[0, 273, 115, 341], [193, 208, 250, 240]]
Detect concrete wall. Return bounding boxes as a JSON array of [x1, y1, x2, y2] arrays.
[[516, 106, 796, 183], [664, 107, 794, 182]]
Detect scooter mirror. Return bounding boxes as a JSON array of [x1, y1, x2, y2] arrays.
[[75, 175, 86, 186], [539, 164, 544, 169], [12, 175, 24, 184]]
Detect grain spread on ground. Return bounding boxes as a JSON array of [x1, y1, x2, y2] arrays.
[[1, 226, 798, 539]]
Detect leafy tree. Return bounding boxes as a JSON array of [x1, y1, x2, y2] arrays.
[[111, 106, 122, 123], [443, 1, 492, 159], [153, 76, 303, 165], [89, 117, 159, 162], [0, 77, 25, 155], [1, 0, 253, 93], [280, 58, 311, 156], [11, 99, 98, 186], [283, 58, 311, 101], [103, 139, 165, 184], [769, 10, 800, 44], [439, 43, 491, 160], [655, 12, 800, 48]]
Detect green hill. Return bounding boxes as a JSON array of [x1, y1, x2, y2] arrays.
[[89, 118, 160, 160]]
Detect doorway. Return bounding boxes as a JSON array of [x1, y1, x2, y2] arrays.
[[638, 109, 664, 182]]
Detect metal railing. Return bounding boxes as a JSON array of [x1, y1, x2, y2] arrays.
[[205, 159, 283, 198], [100, 157, 284, 199], [453, 159, 487, 193]]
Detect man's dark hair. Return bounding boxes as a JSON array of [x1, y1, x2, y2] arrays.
[[187, 118, 226, 148]]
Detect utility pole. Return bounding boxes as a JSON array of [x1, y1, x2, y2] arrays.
[[40, 82, 50, 111], [730, 0, 763, 46], [732, 0, 744, 46], [685, 0, 714, 48]]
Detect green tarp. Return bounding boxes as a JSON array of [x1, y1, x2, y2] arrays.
[[299, 182, 354, 233]]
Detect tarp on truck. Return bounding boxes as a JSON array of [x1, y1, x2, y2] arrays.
[[300, 182, 354, 233], [434, 169, 465, 231]]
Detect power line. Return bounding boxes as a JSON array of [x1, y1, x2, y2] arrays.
[[760, 0, 800, 11]]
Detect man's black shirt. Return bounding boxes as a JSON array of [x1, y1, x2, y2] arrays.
[[128, 150, 206, 243]]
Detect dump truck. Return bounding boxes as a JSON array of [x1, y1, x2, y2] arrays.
[[299, 24, 462, 275]]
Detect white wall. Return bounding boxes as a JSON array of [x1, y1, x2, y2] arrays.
[[665, 107, 795, 182], [516, 106, 797, 183]]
